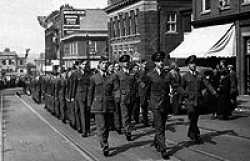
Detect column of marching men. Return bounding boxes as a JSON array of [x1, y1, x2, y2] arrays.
[[28, 52, 238, 159]]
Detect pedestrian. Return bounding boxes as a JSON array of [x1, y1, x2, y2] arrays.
[[145, 51, 171, 159], [88, 59, 119, 156], [169, 61, 182, 115], [181, 55, 218, 143], [116, 55, 137, 141], [73, 60, 91, 137], [216, 69, 231, 120], [228, 65, 238, 115]]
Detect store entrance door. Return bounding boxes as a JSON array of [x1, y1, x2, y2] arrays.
[[245, 37, 250, 95]]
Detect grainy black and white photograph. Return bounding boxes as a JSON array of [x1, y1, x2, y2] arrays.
[[0, 0, 250, 160]]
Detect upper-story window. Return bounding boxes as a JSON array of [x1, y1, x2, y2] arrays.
[[135, 9, 139, 34], [202, 0, 211, 12], [166, 12, 177, 33], [219, 0, 230, 9], [242, 0, 250, 4]]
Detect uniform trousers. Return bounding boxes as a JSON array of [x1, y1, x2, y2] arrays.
[[187, 105, 200, 139], [75, 97, 90, 133], [59, 96, 66, 121], [152, 109, 167, 151], [120, 95, 133, 134], [95, 113, 113, 148], [114, 101, 122, 131]]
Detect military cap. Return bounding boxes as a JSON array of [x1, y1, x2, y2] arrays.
[[185, 55, 197, 65], [119, 54, 130, 62], [151, 51, 165, 62]]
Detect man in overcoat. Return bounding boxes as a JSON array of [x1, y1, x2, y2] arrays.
[[88, 59, 119, 156]]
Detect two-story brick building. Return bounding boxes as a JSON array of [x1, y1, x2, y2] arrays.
[[105, 0, 192, 61], [38, 5, 108, 69], [170, 0, 250, 95]]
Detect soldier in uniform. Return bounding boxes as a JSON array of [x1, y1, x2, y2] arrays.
[[54, 68, 61, 118], [74, 60, 91, 136], [181, 55, 218, 143], [113, 63, 122, 134], [116, 55, 137, 141], [145, 51, 171, 159], [137, 60, 149, 126], [59, 68, 67, 123], [88, 59, 119, 156]]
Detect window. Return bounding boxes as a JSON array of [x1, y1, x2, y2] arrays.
[[129, 10, 134, 35], [219, 0, 230, 9], [20, 69, 24, 73], [2, 60, 6, 65], [9, 59, 12, 65], [135, 9, 139, 34], [247, 39, 250, 55], [202, 0, 211, 12], [166, 12, 177, 33], [20, 60, 23, 65]]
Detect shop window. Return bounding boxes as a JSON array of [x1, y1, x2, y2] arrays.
[[219, 0, 230, 9], [166, 12, 177, 33], [202, 0, 211, 13]]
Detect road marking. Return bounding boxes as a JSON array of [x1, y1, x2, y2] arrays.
[[16, 96, 97, 161], [0, 96, 3, 161]]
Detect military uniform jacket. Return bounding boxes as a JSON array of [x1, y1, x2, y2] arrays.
[[116, 69, 137, 104], [58, 77, 66, 98], [74, 70, 90, 102], [54, 77, 61, 99], [181, 71, 216, 107], [88, 71, 119, 113], [146, 69, 171, 111]]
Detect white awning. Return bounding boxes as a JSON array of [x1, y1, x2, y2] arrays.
[[170, 23, 236, 58]]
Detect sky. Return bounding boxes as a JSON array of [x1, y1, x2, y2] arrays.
[[0, 0, 107, 61]]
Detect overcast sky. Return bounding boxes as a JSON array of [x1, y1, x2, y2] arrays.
[[0, 0, 107, 60]]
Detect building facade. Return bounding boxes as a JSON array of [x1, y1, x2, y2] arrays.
[[105, 0, 192, 61], [61, 9, 108, 69], [38, 5, 108, 69], [192, 0, 250, 95], [34, 53, 45, 74], [0, 48, 27, 76]]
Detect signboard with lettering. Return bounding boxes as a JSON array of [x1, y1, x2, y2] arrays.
[[63, 10, 86, 30]]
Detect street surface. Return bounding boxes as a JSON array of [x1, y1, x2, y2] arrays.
[[1, 88, 250, 161]]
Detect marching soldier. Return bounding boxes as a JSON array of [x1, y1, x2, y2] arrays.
[[74, 60, 91, 136], [181, 55, 218, 143], [54, 69, 61, 118], [116, 55, 137, 141], [113, 63, 122, 134], [59, 69, 67, 123], [145, 51, 171, 159], [88, 59, 119, 156], [137, 60, 149, 126]]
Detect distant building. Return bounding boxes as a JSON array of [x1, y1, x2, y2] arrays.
[[105, 0, 192, 61], [34, 53, 45, 74], [0, 48, 27, 76], [38, 5, 108, 69]]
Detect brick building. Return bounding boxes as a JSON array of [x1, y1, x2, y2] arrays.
[[61, 9, 108, 69], [170, 0, 250, 95], [0, 48, 27, 76], [105, 0, 192, 61], [38, 5, 108, 69]]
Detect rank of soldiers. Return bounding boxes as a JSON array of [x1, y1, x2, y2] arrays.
[[27, 52, 238, 159]]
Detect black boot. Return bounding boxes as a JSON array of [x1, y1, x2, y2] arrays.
[[125, 132, 132, 141], [161, 149, 169, 159], [103, 146, 109, 157]]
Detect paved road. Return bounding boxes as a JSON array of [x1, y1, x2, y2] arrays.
[[1, 95, 91, 161], [1, 88, 250, 161]]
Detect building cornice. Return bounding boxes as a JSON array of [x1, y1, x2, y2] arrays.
[[105, 0, 141, 13]]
